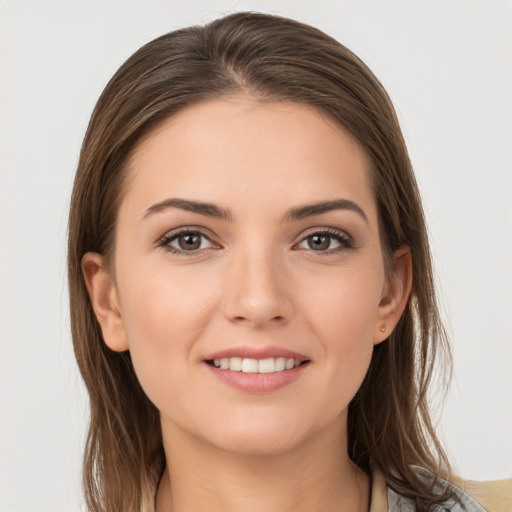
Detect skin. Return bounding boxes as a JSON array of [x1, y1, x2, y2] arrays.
[[83, 96, 412, 512]]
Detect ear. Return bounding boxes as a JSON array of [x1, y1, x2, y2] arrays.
[[374, 246, 413, 345], [81, 252, 129, 352]]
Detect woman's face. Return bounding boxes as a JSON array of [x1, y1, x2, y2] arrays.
[[85, 96, 408, 455]]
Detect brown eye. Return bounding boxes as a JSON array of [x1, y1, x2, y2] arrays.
[[307, 234, 331, 251], [161, 230, 215, 253], [296, 229, 352, 253], [178, 233, 202, 250]]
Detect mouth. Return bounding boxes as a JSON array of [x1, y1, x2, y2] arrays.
[[203, 347, 311, 392], [206, 357, 310, 373]]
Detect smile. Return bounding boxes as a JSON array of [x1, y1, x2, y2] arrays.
[[203, 346, 311, 392], [210, 357, 303, 373]]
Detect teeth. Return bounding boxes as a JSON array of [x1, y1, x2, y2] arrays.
[[258, 358, 275, 373], [285, 358, 295, 370], [241, 358, 258, 373], [211, 357, 303, 373], [229, 357, 242, 371], [275, 357, 286, 371]]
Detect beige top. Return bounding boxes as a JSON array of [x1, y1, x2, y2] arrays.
[[369, 469, 512, 512]]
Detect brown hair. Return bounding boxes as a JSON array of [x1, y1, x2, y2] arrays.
[[68, 11, 452, 512]]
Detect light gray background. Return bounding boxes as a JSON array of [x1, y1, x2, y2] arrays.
[[1, 1, 511, 510]]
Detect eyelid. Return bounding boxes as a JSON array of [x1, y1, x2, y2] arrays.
[[294, 227, 354, 252], [157, 226, 221, 254], [298, 226, 352, 240]]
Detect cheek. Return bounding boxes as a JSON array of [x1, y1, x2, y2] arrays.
[[301, 258, 383, 340], [119, 257, 219, 337], [115, 260, 221, 405], [298, 259, 383, 394]]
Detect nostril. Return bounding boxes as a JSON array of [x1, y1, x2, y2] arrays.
[[223, 291, 292, 327], [232, 315, 283, 322]]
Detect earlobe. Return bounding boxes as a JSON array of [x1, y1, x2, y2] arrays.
[[81, 252, 129, 352], [374, 246, 413, 345]]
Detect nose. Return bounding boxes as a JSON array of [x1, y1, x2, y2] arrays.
[[222, 245, 293, 328]]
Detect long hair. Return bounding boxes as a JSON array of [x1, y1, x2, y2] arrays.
[[68, 11, 452, 511]]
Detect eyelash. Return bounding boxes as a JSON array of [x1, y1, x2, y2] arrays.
[[157, 227, 354, 255], [157, 228, 218, 255], [297, 228, 354, 254]]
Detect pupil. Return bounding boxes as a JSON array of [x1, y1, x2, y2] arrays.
[[308, 235, 330, 251], [179, 234, 201, 250]]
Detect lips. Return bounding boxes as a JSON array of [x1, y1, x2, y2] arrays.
[[203, 346, 311, 392], [204, 345, 309, 362]]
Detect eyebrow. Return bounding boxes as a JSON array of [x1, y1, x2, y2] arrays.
[[284, 199, 369, 224], [143, 198, 232, 220], [143, 197, 368, 224]]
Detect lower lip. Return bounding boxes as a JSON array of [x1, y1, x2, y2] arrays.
[[204, 362, 310, 392]]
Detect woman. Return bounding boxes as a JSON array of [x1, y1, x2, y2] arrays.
[[67, 11, 508, 512]]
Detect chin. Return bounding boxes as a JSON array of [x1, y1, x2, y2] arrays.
[[198, 408, 340, 457], [211, 425, 307, 457]]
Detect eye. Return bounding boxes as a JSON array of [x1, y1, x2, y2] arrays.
[[158, 229, 217, 254], [296, 229, 353, 253]]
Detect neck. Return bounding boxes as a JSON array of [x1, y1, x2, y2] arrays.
[[155, 417, 370, 512]]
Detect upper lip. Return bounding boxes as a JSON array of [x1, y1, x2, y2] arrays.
[[204, 345, 310, 362]]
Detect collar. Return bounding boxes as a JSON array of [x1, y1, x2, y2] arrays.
[[369, 470, 390, 512], [369, 467, 490, 512]]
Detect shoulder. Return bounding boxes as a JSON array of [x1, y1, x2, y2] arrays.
[[454, 476, 512, 512], [370, 467, 512, 512]]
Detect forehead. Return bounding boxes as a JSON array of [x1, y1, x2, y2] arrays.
[[122, 96, 376, 222]]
